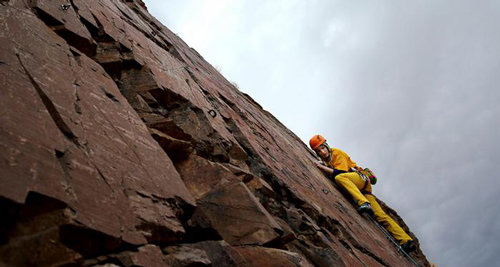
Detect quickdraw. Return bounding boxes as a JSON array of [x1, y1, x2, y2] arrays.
[[60, 4, 71, 11], [208, 109, 217, 118]]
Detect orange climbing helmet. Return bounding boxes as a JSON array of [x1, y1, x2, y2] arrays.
[[309, 134, 327, 150]]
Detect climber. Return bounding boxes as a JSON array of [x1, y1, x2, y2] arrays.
[[309, 134, 416, 253]]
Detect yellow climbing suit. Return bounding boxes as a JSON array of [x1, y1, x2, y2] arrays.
[[324, 148, 413, 245]]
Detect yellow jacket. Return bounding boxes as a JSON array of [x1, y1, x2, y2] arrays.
[[324, 148, 359, 171]]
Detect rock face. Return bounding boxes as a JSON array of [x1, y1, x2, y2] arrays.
[[0, 1, 430, 266]]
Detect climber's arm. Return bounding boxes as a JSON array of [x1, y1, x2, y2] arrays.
[[314, 161, 334, 175], [314, 161, 347, 180]]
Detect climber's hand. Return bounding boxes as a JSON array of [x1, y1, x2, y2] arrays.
[[314, 161, 325, 168]]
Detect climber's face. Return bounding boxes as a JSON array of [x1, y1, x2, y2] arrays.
[[315, 145, 330, 159]]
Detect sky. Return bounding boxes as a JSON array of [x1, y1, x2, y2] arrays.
[[144, 1, 500, 266]]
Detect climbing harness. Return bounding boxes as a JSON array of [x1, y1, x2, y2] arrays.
[[355, 168, 377, 185], [364, 214, 420, 267]]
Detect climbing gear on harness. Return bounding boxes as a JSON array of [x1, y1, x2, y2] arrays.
[[365, 214, 420, 266], [357, 202, 374, 216], [355, 168, 377, 185], [351, 168, 370, 192], [309, 134, 327, 150]]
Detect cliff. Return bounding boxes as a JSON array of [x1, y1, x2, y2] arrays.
[[0, 1, 430, 266]]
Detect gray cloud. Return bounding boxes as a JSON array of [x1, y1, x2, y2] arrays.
[[145, 1, 500, 266]]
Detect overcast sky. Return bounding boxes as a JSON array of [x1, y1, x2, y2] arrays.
[[144, 1, 500, 266]]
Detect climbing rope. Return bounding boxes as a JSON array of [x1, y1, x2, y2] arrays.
[[365, 214, 420, 267]]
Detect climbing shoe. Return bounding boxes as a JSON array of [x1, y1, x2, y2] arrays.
[[401, 240, 416, 253], [357, 202, 374, 216]]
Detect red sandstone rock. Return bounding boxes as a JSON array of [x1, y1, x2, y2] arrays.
[[163, 244, 212, 266], [178, 241, 249, 267], [234, 246, 314, 267], [0, 1, 194, 261], [175, 154, 244, 199], [114, 245, 166, 267], [0, 0, 430, 266], [194, 182, 283, 246]]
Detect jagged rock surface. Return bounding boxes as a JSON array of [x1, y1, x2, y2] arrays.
[[0, 1, 430, 266]]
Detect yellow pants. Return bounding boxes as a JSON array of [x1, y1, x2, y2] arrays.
[[334, 172, 412, 244]]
